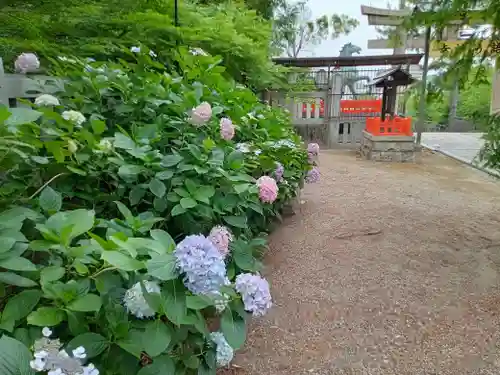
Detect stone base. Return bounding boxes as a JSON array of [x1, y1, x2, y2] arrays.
[[360, 131, 417, 162]]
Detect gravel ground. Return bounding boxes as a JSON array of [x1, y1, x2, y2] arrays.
[[228, 150, 500, 375]]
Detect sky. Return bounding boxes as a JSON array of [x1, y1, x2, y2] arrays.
[[305, 0, 400, 57]]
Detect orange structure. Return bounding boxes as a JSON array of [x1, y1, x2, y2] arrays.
[[340, 99, 382, 114], [365, 116, 413, 136]]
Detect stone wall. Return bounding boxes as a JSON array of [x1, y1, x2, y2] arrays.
[[360, 131, 417, 162]]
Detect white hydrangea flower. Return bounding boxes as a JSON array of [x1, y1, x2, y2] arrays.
[[42, 327, 53, 337], [96, 139, 113, 154], [48, 368, 64, 375], [214, 293, 230, 313], [35, 94, 60, 106], [62, 110, 86, 127], [189, 48, 207, 56], [123, 281, 160, 318], [72, 346, 86, 359], [31, 332, 99, 375], [67, 140, 78, 154], [82, 363, 99, 375], [14, 53, 40, 73], [235, 143, 250, 153], [209, 332, 234, 367], [130, 46, 141, 53]]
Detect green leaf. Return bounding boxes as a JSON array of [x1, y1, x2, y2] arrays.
[[234, 184, 250, 194], [153, 197, 167, 213], [91, 120, 107, 134], [40, 266, 65, 284], [1, 290, 42, 331], [184, 355, 200, 369], [149, 178, 166, 198], [161, 153, 183, 167], [6, 107, 42, 126], [186, 295, 213, 310], [27, 307, 65, 326], [116, 329, 144, 358], [46, 209, 95, 242], [150, 229, 175, 253], [0, 257, 37, 271], [0, 237, 16, 253], [101, 251, 144, 271], [67, 294, 102, 312], [170, 204, 186, 216], [223, 215, 248, 229], [147, 253, 178, 281], [129, 186, 146, 206], [220, 309, 247, 349], [180, 197, 197, 209], [113, 133, 136, 149], [0, 335, 36, 375], [137, 355, 175, 375], [194, 186, 215, 203], [39, 186, 62, 212], [0, 272, 37, 287], [115, 201, 134, 222], [67, 311, 88, 336], [118, 164, 143, 178], [184, 179, 198, 195], [155, 170, 174, 180], [66, 333, 109, 358], [143, 320, 171, 357], [226, 150, 244, 169], [187, 144, 203, 160], [162, 280, 187, 325]]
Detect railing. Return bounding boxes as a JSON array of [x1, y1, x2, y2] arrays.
[[365, 117, 413, 136]]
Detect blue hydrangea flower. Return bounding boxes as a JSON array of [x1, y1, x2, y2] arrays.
[[274, 162, 284, 182], [235, 273, 272, 317], [174, 235, 227, 295], [209, 332, 234, 367]]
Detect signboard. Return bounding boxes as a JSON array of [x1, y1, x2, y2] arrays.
[[430, 39, 498, 58]]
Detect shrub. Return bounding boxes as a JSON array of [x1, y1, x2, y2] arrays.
[[0, 47, 316, 375]]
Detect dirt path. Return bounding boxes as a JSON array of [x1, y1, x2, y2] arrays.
[[233, 150, 500, 375]]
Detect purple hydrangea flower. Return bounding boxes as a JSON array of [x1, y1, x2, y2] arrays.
[[235, 273, 272, 317], [274, 162, 284, 182], [174, 235, 227, 295], [305, 166, 320, 183]]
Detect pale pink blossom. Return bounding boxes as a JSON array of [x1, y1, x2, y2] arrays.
[[190, 102, 212, 125], [14, 53, 40, 73], [220, 118, 235, 140], [307, 142, 320, 156], [256, 176, 278, 204], [208, 225, 233, 257]]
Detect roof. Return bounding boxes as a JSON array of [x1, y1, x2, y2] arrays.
[[367, 65, 416, 87], [272, 54, 424, 68]]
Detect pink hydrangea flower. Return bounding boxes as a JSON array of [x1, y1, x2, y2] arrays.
[[307, 142, 320, 156], [14, 53, 40, 73], [305, 166, 320, 183], [208, 225, 233, 257], [190, 102, 212, 125], [256, 176, 278, 203], [220, 118, 235, 140]]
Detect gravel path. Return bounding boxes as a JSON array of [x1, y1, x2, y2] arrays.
[[232, 150, 500, 375]]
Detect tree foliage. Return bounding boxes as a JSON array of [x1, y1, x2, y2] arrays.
[[271, 0, 359, 57], [0, 0, 285, 90]]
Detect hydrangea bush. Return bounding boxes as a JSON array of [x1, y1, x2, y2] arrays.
[[0, 47, 318, 375]]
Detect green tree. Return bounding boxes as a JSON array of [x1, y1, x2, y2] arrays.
[[271, 0, 358, 57], [0, 0, 285, 90]]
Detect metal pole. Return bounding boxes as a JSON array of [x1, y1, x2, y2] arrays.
[[174, 0, 179, 27], [415, 25, 431, 144]]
